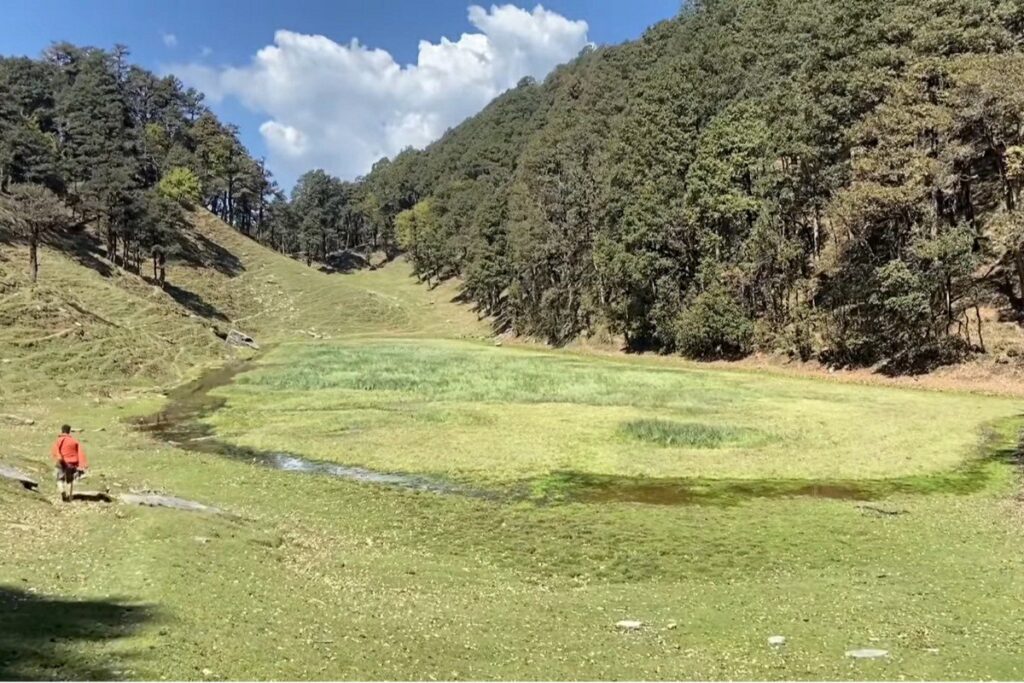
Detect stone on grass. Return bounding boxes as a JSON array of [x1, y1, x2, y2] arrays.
[[0, 414, 35, 426], [225, 329, 259, 350], [846, 648, 888, 659], [0, 463, 39, 490], [768, 635, 786, 647], [615, 620, 643, 631], [118, 493, 221, 514]]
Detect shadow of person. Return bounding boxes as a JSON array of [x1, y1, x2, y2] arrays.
[[0, 586, 156, 680]]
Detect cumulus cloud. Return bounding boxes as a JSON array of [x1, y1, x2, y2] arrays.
[[161, 32, 178, 48], [168, 4, 589, 183]]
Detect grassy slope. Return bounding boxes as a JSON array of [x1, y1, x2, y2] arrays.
[[1, 213, 1024, 680]]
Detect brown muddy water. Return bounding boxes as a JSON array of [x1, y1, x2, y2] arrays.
[[135, 359, 1023, 506]]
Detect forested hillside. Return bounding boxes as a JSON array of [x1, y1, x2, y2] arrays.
[[355, 0, 1024, 372], [5, 0, 1024, 374]]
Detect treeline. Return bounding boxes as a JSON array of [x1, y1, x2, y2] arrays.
[[6, 0, 1024, 372], [0, 41, 410, 283], [0, 43, 289, 283], [353, 0, 1024, 371]]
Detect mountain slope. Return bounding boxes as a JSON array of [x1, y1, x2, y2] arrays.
[[0, 210, 487, 398], [365, 0, 1024, 372]]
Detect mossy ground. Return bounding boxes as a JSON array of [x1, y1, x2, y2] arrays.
[[2, 213, 1024, 680]]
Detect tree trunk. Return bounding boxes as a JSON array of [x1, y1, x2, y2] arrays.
[[1015, 251, 1024, 301], [29, 230, 38, 283], [975, 304, 985, 353]]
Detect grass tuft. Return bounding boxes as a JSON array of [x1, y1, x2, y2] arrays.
[[619, 419, 749, 448]]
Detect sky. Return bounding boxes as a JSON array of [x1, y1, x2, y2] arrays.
[[0, 1, 681, 190]]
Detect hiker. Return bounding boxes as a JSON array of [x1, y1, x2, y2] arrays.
[[51, 424, 87, 502]]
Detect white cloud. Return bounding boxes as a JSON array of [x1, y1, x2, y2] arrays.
[[168, 4, 589, 184], [200, 46, 213, 58], [161, 32, 178, 48]]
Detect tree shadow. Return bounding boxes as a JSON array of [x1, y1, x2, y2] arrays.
[[174, 231, 244, 278], [41, 227, 114, 278], [318, 250, 371, 274], [161, 282, 230, 322], [0, 586, 156, 680]]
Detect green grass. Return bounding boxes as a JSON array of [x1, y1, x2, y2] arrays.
[[619, 419, 757, 448], [204, 340, 1017, 483], [3, 211, 1024, 679]]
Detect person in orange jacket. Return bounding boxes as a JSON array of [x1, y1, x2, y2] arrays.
[[51, 424, 87, 502]]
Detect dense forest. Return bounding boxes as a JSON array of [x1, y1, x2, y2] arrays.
[[4, 0, 1024, 372], [361, 0, 1024, 371], [0, 43, 400, 281]]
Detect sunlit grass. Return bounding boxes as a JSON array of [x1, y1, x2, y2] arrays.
[[4, 211, 1024, 679], [202, 339, 1018, 482]]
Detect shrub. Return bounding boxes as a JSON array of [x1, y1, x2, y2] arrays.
[[675, 285, 753, 359]]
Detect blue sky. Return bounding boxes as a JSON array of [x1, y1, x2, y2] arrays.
[[0, 1, 681, 188]]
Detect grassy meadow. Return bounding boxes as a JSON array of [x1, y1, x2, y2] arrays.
[[210, 340, 1017, 484], [2, 212, 1024, 680]]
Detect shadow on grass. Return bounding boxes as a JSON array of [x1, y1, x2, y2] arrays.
[[0, 586, 156, 680], [44, 228, 114, 278], [176, 231, 245, 278], [161, 282, 229, 322], [319, 250, 370, 274]]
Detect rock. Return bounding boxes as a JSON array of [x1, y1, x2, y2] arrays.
[[925, 647, 940, 654], [225, 329, 259, 350], [615, 620, 643, 631], [768, 635, 786, 647], [118, 493, 221, 514], [1007, 347, 1020, 358], [0, 414, 35, 426], [494, 340, 503, 347], [666, 621, 678, 630], [201, 668, 213, 677], [0, 464, 39, 490], [845, 648, 888, 659]]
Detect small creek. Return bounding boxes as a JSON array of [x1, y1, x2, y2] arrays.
[[136, 360, 497, 500], [135, 359, 1023, 506]]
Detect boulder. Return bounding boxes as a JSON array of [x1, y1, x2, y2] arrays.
[[615, 620, 643, 631], [118, 493, 221, 514], [0, 463, 39, 490], [225, 329, 259, 350], [845, 648, 888, 659], [768, 635, 786, 647]]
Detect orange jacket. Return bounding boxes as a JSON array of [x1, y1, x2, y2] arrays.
[[51, 434, 87, 469]]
